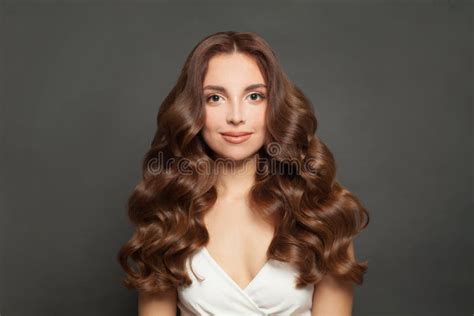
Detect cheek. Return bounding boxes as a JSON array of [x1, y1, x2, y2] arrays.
[[204, 108, 221, 130], [202, 108, 225, 145], [252, 106, 267, 131]]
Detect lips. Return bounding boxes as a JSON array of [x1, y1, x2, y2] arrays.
[[220, 131, 253, 144], [220, 131, 253, 137]]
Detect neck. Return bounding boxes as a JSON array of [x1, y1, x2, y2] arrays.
[[215, 155, 257, 200]]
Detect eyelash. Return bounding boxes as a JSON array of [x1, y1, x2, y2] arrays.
[[205, 92, 266, 103]]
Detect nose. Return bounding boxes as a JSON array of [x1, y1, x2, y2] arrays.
[[226, 100, 246, 125]]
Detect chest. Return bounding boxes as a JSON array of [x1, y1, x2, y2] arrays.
[[177, 245, 314, 315], [176, 199, 314, 315], [202, 198, 276, 291]]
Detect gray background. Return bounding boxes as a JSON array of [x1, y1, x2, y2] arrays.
[[1, 1, 472, 315]]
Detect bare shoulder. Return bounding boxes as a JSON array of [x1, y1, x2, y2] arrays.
[[138, 288, 177, 316], [311, 240, 356, 316]]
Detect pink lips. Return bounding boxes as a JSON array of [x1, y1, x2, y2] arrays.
[[220, 131, 253, 144]]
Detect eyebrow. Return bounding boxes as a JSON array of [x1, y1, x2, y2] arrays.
[[202, 83, 267, 93]]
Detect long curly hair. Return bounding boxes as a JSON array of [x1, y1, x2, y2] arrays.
[[117, 31, 369, 296]]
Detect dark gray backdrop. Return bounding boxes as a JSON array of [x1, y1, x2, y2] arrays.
[[1, 1, 472, 315]]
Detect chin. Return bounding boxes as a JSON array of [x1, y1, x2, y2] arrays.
[[203, 133, 264, 162], [215, 151, 254, 162], [212, 146, 260, 162]]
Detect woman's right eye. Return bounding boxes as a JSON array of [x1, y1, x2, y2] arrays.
[[206, 95, 222, 103]]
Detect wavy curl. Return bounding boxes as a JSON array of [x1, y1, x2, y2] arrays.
[[117, 31, 369, 296]]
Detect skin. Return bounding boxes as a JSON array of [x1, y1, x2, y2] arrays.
[[138, 52, 355, 315]]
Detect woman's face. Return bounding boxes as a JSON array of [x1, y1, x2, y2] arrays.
[[201, 52, 267, 162]]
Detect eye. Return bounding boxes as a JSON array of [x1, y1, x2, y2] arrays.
[[248, 92, 266, 102], [205, 93, 266, 104], [206, 94, 223, 103]]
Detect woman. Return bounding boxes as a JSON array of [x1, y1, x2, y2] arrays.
[[118, 31, 369, 316]]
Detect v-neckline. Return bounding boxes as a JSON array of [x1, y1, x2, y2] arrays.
[[201, 246, 271, 292]]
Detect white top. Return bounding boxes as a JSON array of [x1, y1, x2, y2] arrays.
[[177, 247, 314, 315]]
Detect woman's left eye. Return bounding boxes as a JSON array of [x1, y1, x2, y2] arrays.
[[248, 93, 265, 101]]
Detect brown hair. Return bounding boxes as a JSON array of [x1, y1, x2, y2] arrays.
[[117, 31, 369, 296]]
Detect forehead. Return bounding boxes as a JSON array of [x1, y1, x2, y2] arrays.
[[203, 53, 266, 87]]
